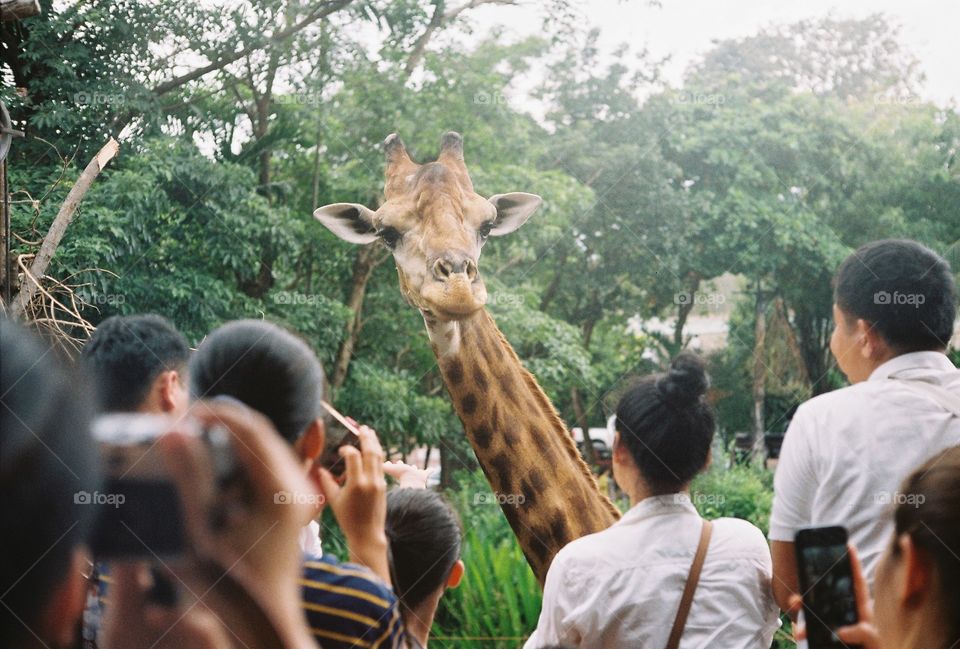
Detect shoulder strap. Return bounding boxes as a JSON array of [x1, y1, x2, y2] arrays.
[[664, 519, 713, 649], [889, 376, 960, 418]]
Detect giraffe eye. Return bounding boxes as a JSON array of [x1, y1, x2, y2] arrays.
[[378, 227, 402, 249], [478, 221, 494, 239]]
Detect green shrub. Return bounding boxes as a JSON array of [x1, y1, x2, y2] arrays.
[[434, 470, 541, 647], [691, 463, 774, 533]]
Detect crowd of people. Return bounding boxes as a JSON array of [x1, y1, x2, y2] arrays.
[[1, 237, 958, 649]]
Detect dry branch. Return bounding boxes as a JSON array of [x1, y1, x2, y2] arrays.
[[10, 138, 119, 318]]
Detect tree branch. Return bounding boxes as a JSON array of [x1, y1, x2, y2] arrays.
[[11, 138, 119, 318], [150, 0, 354, 96]]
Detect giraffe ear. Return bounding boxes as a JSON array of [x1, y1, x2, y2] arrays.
[[487, 192, 542, 236], [313, 203, 378, 244]]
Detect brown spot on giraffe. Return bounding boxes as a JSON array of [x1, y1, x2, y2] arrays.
[[313, 131, 621, 586]]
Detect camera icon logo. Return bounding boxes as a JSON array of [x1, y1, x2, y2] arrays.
[[74, 491, 91, 504], [874, 291, 891, 305], [274, 491, 291, 504]]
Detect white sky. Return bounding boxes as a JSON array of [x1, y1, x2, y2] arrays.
[[465, 0, 960, 107]]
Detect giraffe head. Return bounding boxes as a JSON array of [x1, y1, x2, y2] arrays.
[[314, 132, 542, 321]]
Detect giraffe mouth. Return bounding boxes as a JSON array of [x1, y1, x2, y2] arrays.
[[419, 276, 487, 321]]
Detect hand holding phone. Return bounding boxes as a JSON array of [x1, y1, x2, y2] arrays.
[[317, 400, 362, 478], [795, 526, 861, 649]]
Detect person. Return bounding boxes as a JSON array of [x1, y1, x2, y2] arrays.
[[770, 239, 960, 611], [385, 488, 464, 648], [789, 445, 960, 649], [524, 352, 780, 648], [189, 318, 406, 648], [0, 318, 317, 649], [1, 318, 100, 648], [81, 314, 191, 416]]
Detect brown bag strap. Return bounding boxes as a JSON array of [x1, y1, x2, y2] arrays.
[[664, 519, 713, 649]]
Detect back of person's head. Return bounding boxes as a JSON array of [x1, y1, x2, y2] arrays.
[[189, 319, 324, 444], [1, 319, 99, 647], [886, 445, 960, 641], [614, 352, 714, 493], [833, 239, 956, 353], [385, 488, 462, 610], [82, 314, 190, 411]]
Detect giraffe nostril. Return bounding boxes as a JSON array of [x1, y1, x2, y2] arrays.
[[433, 258, 452, 280], [465, 259, 478, 281]]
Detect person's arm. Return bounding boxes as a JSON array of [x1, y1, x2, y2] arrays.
[[769, 408, 817, 612], [771, 541, 799, 614], [316, 424, 392, 584]]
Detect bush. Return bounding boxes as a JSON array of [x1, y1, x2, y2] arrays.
[[434, 470, 541, 647]]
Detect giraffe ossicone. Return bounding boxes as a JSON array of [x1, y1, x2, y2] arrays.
[[315, 132, 620, 584]]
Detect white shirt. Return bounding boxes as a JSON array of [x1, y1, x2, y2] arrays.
[[524, 494, 780, 649], [770, 351, 960, 582], [299, 520, 323, 556]]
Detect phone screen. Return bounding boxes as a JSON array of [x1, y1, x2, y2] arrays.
[[796, 527, 859, 649]]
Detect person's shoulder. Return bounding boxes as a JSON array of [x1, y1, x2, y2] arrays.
[[300, 554, 404, 648], [711, 516, 768, 545], [301, 554, 396, 608]]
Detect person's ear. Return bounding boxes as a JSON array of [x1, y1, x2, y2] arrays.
[[612, 430, 629, 465], [898, 534, 932, 609], [157, 370, 188, 414], [857, 319, 887, 361], [295, 418, 326, 464], [40, 547, 89, 647], [446, 559, 465, 589]]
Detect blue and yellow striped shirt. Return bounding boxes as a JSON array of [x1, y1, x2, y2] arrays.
[[300, 553, 406, 649]]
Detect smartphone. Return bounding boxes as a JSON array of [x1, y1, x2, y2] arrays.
[[795, 526, 860, 649], [87, 413, 235, 559], [317, 400, 362, 478]]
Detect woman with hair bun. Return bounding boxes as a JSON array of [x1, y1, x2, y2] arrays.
[[525, 352, 780, 649]]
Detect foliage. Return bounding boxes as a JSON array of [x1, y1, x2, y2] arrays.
[[435, 471, 541, 648]]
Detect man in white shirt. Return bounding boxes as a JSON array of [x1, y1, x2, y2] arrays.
[[770, 238, 960, 612], [526, 353, 780, 649]]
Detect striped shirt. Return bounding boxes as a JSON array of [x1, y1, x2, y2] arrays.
[[88, 554, 406, 649], [301, 553, 406, 649]]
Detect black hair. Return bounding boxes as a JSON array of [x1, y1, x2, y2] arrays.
[[385, 488, 462, 610], [892, 445, 960, 644], [1, 318, 100, 647], [189, 319, 324, 444], [81, 314, 190, 412], [614, 351, 715, 493], [833, 239, 957, 353]]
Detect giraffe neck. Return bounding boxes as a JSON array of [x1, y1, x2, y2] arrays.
[[423, 308, 621, 585]]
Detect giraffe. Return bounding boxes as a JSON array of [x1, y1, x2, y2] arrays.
[[314, 131, 620, 584]]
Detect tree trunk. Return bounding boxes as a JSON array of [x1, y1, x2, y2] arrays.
[[1, 0, 41, 21], [330, 245, 381, 392], [674, 276, 701, 349], [751, 279, 768, 443], [570, 386, 597, 465]]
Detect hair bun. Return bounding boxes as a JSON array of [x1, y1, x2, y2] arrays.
[[655, 351, 709, 404]]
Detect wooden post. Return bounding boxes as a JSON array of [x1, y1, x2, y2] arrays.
[[10, 138, 119, 318], [1, 0, 41, 21]]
